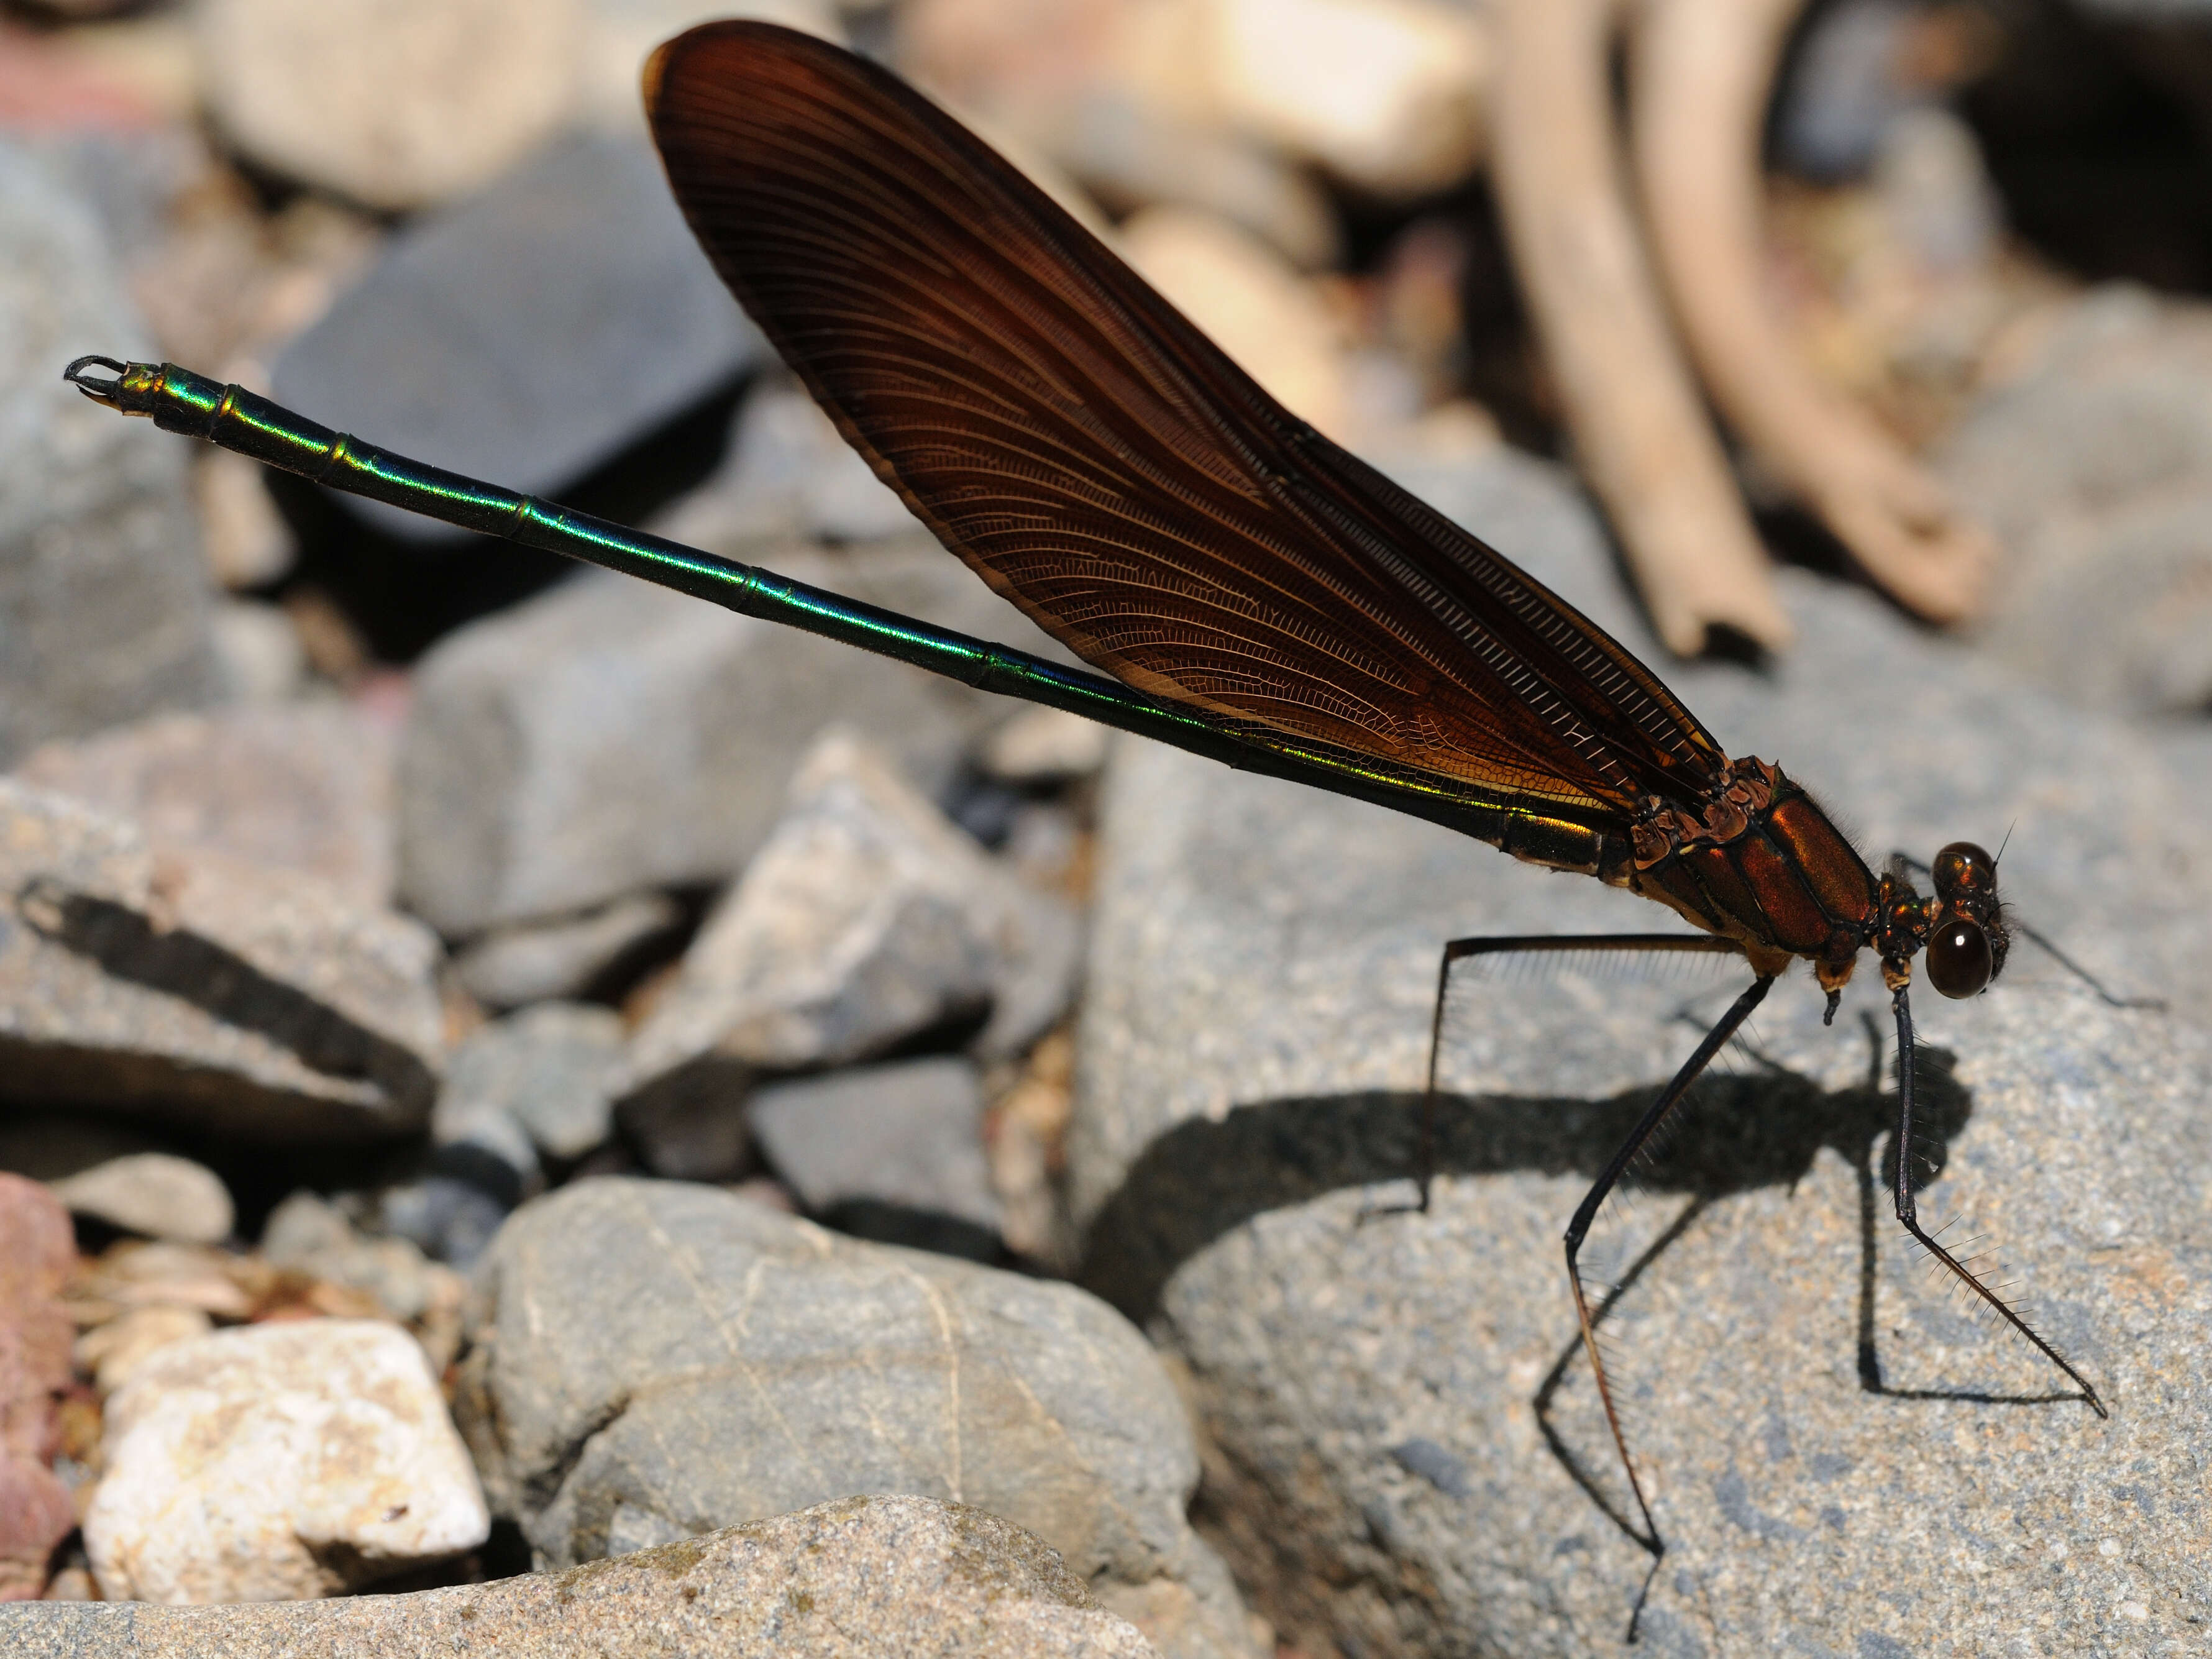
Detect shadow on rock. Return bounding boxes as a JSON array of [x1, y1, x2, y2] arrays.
[[1078, 1024, 1969, 1329]]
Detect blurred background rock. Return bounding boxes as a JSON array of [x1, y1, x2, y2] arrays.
[[1, 0, 2209, 1651]]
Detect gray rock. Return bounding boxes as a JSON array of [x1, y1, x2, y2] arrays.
[[654, 376, 921, 548], [438, 1002, 625, 1164], [14, 702, 396, 908], [1941, 285, 2212, 715], [272, 132, 758, 542], [749, 1056, 1002, 1236], [451, 891, 682, 1009], [1069, 446, 2212, 1656], [457, 1177, 1257, 1659], [2, 1495, 1156, 1658], [47, 1154, 234, 1246], [0, 782, 442, 1141], [621, 731, 1079, 1123], [197, 0, 581, 212], [398, 540, 1077, 936], [0, 140, 217, 770]]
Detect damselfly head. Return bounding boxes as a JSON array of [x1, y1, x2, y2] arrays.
[[1924, 839, 2009, 998]]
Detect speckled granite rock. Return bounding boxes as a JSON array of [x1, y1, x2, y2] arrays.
[[456, 1177, 1257, 1659], [0, 783, 442, 1140], [1940, 286, 2212, 715], [1071, 446, 2212, 1657], [1, 1495, 1154, 1657]]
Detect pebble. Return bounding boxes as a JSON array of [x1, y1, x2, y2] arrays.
[[1069, 445, 2212, 1655], [748, 1056, 1003, 1240], [1164, 0, 1489, 198], [0, 1177, 76, 1601], [11, 1494, 1154, 1657], [1942, 284, 2212, 715], [271, 132, 761, 546], [194, 0, 582, 210], [439, 1002, 626, 1165], [621, 731, 1081, 1133], [83, 1319, 490, 1603], [47, 1154, 234, 1246], [0, 782, 444, 1143], [451, 892, 682, 1010], [208, 601, 309, 705], [14, 702, 397, 910], [195, 447, 296, 591], [260, 1193, 447, 1325], [1118, 206, 1351, 441], [980, 706, 1114, 784], [73, 1305, 214, 1398], [398, 542, 1077, 936], [0, 140, 217, 771], [457, 1177, 1256, 1659]]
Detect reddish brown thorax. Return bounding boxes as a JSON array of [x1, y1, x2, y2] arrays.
[[1618, 757, 2008, 1017]]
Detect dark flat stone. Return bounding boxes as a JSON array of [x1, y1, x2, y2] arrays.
[[273, 134, 763, 543]]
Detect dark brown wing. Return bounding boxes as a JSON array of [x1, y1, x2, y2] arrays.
[[645, 22, 1727, 815]]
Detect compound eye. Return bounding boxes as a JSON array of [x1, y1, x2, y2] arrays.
[[1932, 841, 1996, 898], [1926, 918, 1993, 998]]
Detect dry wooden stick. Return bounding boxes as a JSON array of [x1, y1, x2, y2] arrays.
[[1491, 0, 1791, 656], [1632, 0, 1995, 622]]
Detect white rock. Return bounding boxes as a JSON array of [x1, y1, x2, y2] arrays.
[[195, 0, 585, 211], [48, 1154, 233, 1246], [85, 1320, 488, 1603]]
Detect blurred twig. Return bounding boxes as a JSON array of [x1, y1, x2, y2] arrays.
[[1632, 0, 1995, 624], [1492, 0, 1792, 656]]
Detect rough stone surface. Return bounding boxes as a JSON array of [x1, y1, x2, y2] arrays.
[[0, 1177, 73, 1601], [1941, 285, 2212, 714], [14, 703, 396, 909], [0, 782, 444, 1141], [84, 1319, 490, 1604], [195, 0, 582, 211], [450, 891, 681, 1010], [398, 542, 1077, 936], [622, 731, 1081, 1118], [656, 377, 920, 549], [1069, 444, 2212, 1657], [273, 132, 758, 544], [1, 1495, 1158, 1657], [438, 1002, 625, 1164], [46, 1154, 233, 1246], [0, 140, 217, 770], [748, 1056, 1002, 1235], [457, 1177, 1255, 1659]]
